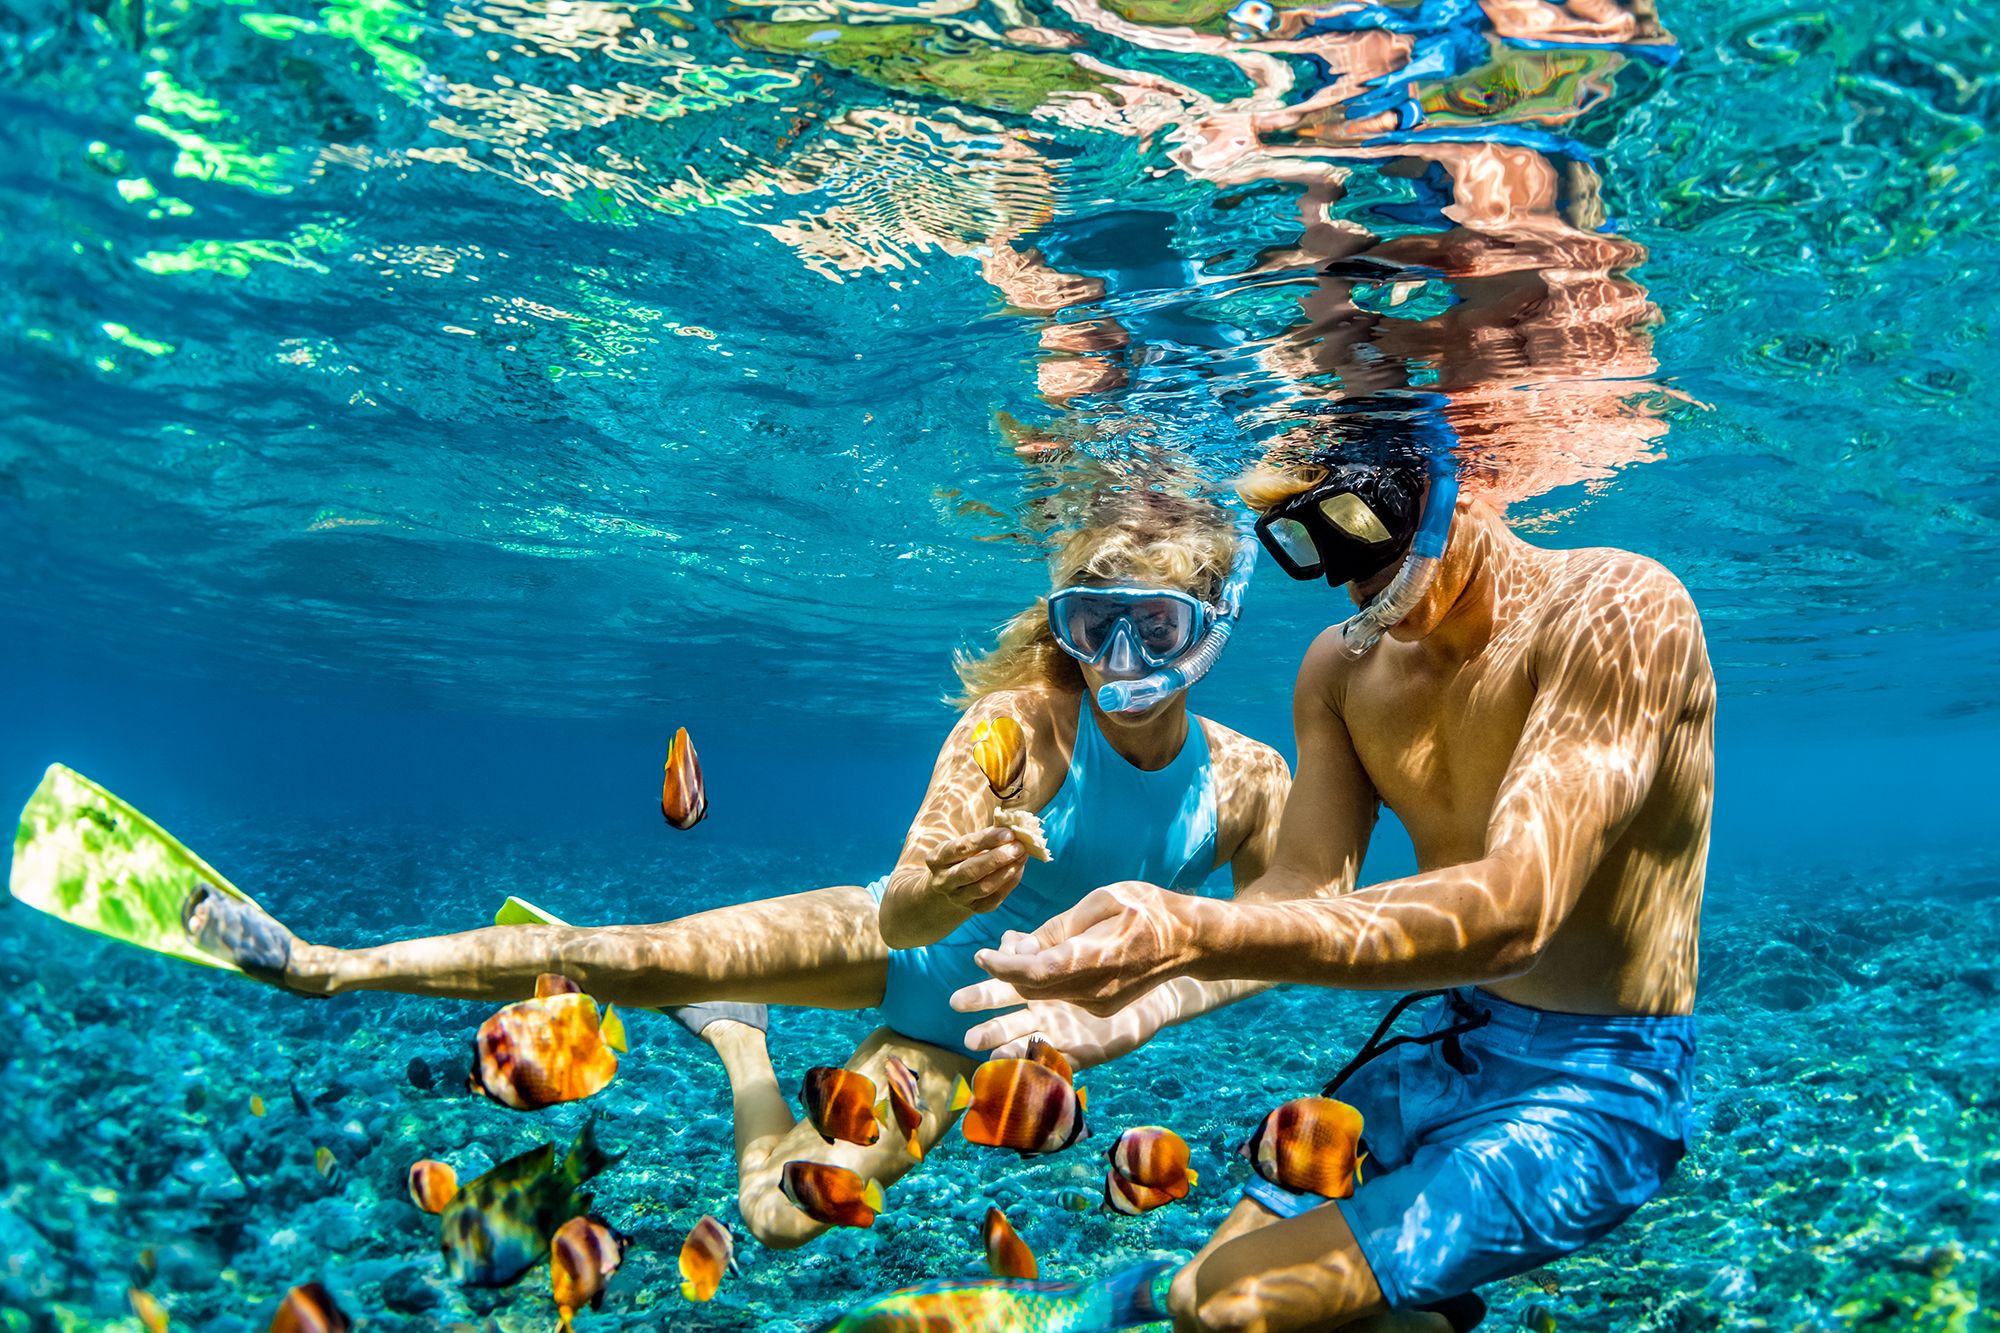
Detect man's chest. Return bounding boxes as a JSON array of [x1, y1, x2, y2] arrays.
[[1346, 648, 1539, 857]]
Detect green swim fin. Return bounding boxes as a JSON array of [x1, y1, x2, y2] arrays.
[[9, 763, 269, 972], [494, 894, 570, 928]]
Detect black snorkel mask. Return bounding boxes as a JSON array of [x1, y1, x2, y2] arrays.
[[1252, 462, 1428, 587]]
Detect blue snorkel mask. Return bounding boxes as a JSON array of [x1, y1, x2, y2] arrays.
[[1048, 517, 1261, 716]]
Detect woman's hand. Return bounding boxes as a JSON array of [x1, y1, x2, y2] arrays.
[[924, 826, 1027, 914], [950, 947, 1179, 1067], [968, 881, 1207, 1016]]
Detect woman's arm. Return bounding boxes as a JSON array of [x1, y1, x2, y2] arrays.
[[875, 691, 1055, 949]]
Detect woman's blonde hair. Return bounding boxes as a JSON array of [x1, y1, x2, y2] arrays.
[[1235, 461, 1327, 514], [952, 490, 1238, 706]]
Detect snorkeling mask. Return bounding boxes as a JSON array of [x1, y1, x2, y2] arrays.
[[1049, 517, 1262, 716], [1048, 586, 1213, 679], [1255, 453, 1460, 658]]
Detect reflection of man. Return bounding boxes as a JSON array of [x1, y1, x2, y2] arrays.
[[957, 444, 1714, 1333]]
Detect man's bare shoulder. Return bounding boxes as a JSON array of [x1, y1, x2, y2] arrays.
[[1538, 547, 1711, 689]]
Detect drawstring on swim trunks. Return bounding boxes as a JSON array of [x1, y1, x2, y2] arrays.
[[1322, 989, 1494, 1097]]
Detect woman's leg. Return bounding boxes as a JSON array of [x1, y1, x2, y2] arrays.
[[193, 883, 889, 1009], [727, 1026, 976, 1250]]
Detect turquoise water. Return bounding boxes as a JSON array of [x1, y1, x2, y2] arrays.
[[2, 0, 1998, 1328]]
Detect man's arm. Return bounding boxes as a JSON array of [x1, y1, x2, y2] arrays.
[[1186, 579, 1704, 989]]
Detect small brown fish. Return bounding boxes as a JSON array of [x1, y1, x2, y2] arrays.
[[952, 1058, 1086, 1156], [875, 1056, 927, 1160], [1103, 1166, 1178, 1216], [971, 716, 1028, 802], [551, 1215, 630, 1330], [268, 1282, 350, 1333], [780, 1161, 884, 1229], [1244, 1096, 1366, 1198], [313, 1147, 336, 1178], [981, 1206, 1037, 1280], [661, 727, 708, 829], [801, 1067, 882, 1147], [535, 973, 582, 997], [678, 1214, 737, 1302], [470, 992, 621, 1111], [1108, 1126, 1197, 1199], [128, 1288, 168, 1333], [408, 1159, 460, 1213], [136, 1248, 158, 1281]]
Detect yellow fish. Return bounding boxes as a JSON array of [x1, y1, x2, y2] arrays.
[[314, 1147, 336, 1179], [249, 1094, 266, 1118], [971, 716, 1029, 801], [678, 1214, 737, 1302], [127, 1288, 168, 1333]]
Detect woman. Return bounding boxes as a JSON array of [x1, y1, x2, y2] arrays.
[[188, 489, 1292, 1249]]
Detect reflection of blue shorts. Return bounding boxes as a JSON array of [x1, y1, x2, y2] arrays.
[[1242, 989, 1695, 1307]]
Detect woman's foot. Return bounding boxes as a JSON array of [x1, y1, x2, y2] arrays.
[[670, 1002, 769, 1041], [181, 883, 302, 986]]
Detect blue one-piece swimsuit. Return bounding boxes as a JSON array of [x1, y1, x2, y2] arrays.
[[866, 700, 1220, 1056]]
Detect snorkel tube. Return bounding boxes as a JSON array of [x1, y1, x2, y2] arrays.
[[1098, 517, 1261, 715], [1336, 451, 1459, 658]]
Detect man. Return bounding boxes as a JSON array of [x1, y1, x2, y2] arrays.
[[954, 443, 1714, 1333]]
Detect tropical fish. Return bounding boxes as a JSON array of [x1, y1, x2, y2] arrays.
[[127, 1288, 168, 1333], [971, 716, 1029, 801], [408, 1159, 460, 1213], [469, 991, 625, 1111], [1108, 1126, 1196, 1199], [249, 1094, 266, 1118], [1102, 1167, 1177, 1217], [982, 1206, 1037, 1280], [440, 1119, 621, 1287], [1057, 1190, 1096, 1213], [811, 1259, 1173, 1333], [1244, 1096, 1366, 1198], [661, 727, 708, 829], [875, 1055, 927, 1160], [550, 1215, 631, 1331], [314, 1147, 336, 1179], [136, 1249, 157, 1281], [952, 1058, 1086, 1156], [406, 1057, 435, 1090], [268, 1282, 350, 1333], [679, 1214, 738, 1302], [535, 973, 582, 997], [1522, 1303, 1558, 1333], [780, 1161, 885, 1229], [801, 1066, 883, 1146]]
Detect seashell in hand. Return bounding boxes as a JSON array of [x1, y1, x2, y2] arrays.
[[993, 808, 1051, 862], [971, 717, 1029, 802]]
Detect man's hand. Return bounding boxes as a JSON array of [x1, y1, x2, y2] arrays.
[[969, 881, 1204, 1016], [925, 827, 1027, 914], [950, 941, 1178, 1067]]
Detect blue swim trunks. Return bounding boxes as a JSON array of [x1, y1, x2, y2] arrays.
[[1242, 988, 1695, 1308]]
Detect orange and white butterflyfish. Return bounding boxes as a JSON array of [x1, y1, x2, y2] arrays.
[[779, 1161, 885, 1229], [406, 1159, 459, 1214], [535, 973, 582, 997], [1108, 1125, 1196, 1199], [678, 1214, 738, 1302], [550, 1215, 631, 1331], [951, 1058, 1086, 1156], [980, 1205, 1037, 1279], [1022, 1036, 1074, 1085], [469, 991, 622, 1111], [874, 1055, 928, 1160], [801, 1066, 882, 1147], [1243, 1095, 1367, 1198], [661, 726, 708, 829], [267, 1281, 350, 1333], [1102, 1166, 1178, 1216]]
